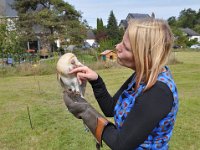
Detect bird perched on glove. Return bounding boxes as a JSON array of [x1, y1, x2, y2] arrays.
[[56, 53, 86, 97], [57, 53, 110, 149]]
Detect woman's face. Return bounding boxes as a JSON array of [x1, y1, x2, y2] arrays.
[[116, 31, 135, 69]]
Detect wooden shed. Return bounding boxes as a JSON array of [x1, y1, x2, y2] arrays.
[[100, 50, 117, 62]]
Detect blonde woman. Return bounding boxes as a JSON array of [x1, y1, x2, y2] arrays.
[[63, 18, 179, 150]]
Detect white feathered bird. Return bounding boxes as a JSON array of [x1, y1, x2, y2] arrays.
[[56, 53, 86, 97]]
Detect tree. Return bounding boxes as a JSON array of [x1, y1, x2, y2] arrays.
[[97, 18, 104, 31], [95, 18, 107, 42], [0, 23, 7, 59], [178, 8, 197, 28], [12, 0, 86, 52], [196, 9, 200, 23], [107, 10, 121, 44], [194, 9, 200, 33], [82, 19, 90, 29], [167, 16, 177, 27], [194, 24, 200, 34], [0, 20, 23, 63]]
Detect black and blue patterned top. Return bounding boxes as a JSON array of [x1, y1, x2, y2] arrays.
[[114, 66, 178, 150]]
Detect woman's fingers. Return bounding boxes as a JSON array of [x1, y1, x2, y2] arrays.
[[77, 72, 87, 85], [69, 66, 98, 81], [69, 66, 87, 74]]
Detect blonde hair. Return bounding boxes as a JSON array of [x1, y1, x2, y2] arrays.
[[127, 18, 173, 91]]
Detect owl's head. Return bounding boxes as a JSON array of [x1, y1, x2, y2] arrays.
[[56, 53, 86, 97], [56, 53, 83, 77]]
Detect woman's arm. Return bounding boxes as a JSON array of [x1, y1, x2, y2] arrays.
[[89, 74, 134, 117], [102, 81, 174, 150]]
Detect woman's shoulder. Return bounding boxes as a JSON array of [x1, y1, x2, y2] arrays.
[[154, 81, 172, 95], [148, 81, 173, 99], [138, 81, 173, 104]]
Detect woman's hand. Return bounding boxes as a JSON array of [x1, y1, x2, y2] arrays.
[[69, 66, 98, 84]]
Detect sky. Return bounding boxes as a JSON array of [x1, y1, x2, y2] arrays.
[[65, 0, 200, 28]]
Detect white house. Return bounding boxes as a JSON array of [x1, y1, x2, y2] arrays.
[[84, 30, 96, 46], [180, 28, 200, 42]]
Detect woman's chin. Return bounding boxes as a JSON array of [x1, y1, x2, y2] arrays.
[[117, 58, 134, 69], [117, 58, 123, 66]]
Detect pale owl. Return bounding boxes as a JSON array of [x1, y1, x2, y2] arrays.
[[56, 53, 86, 97]]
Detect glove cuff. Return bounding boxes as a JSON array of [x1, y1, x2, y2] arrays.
[[95, 117, 109, 145]]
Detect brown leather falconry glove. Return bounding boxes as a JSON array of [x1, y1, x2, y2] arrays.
[[63, 90, 110, 146]]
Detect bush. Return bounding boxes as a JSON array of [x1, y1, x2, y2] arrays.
[[0, 62, 57, 77], [97, 39, 115, 53]]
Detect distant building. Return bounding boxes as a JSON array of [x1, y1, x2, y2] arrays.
[[180, 28, 200, 42], [0, 0, 18, 31], [0, 0, 17, 18], [84, 30, 96, 46], [119, 13, 155, 29]]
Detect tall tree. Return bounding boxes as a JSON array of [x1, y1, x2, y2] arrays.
[[96, 18, 107, 42], [97, 18, 100, 30], [97, 18, 104, 31], [107, 10, 121, 44], [12, 0, 86, 51]]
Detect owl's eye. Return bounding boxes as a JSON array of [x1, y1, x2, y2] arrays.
[[71, 59, 75, 65]]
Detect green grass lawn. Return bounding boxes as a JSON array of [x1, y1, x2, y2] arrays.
[[0, 51, 200, 150]]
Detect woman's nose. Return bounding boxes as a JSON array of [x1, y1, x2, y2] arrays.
[[115, 43, 122, 52]]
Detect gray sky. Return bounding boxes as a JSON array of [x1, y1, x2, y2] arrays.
[[65, 0, 200, 28]]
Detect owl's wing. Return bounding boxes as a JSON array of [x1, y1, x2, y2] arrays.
[[57, 73, 65, 88]]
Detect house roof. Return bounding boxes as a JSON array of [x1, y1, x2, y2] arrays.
[[126, 13, 150, 20], [119, 19, 128, 27], [180, 28, 200, 36], [0, 0, 18, 17], [100, 50, 115, 55], [119, 13, 151, 29], [86, 30, 95, 39]]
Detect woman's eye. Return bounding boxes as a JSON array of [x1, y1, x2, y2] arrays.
[[125, 47, 130, 51], [124, 45, 131, 51], [123, 42, 131, 51]]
